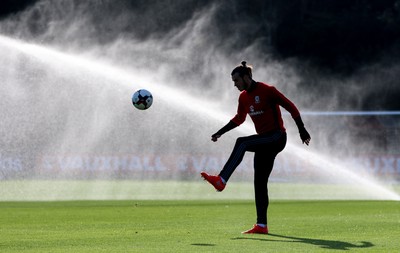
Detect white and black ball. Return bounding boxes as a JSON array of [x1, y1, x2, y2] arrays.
[[132, 89, 153, 110]]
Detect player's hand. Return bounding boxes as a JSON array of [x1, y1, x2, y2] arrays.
[[211, 134, 221, 142], [299, 128, 311, 145]]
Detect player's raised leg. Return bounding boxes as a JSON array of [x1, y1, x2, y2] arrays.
[[200, 171, 226, 191]]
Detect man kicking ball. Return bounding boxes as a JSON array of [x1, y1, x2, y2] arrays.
[[201, 61, 311, 234]]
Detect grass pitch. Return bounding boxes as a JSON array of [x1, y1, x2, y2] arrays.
[[0, 200, 399, 252]]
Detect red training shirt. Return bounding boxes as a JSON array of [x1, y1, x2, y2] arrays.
[[231, 82, 300, 134]]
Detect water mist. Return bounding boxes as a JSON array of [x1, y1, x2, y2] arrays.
[[0, 0, 399, 201]]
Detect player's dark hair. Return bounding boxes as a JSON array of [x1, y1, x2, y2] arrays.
[[231, 61, 252, 78]]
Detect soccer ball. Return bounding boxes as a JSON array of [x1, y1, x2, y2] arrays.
[[132, 89, 153, 110]]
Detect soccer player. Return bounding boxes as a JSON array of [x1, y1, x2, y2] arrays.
[[201, 61, 311, 234]]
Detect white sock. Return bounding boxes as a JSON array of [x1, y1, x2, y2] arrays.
[[257, 223, 266, 228], [220, 177, 226, 184]]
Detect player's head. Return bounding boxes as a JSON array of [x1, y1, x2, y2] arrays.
[[231, 61, 253, 91], [231, 61, 252, 78]]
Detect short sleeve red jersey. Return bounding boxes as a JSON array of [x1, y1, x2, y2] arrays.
[[231, 82, 300, 134]]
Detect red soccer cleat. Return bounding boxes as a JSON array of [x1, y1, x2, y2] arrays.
[[200, 171, 225, 192], [242, 224, 269, 234]]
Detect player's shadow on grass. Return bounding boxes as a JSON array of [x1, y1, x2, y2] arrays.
[[233, 233, 374, 250], [191, 243, 216, 247]]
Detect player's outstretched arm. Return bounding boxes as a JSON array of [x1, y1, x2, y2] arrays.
[[211, 134, 221, 142], [294, 116, 311, 145], [211, 121, 238, 142]]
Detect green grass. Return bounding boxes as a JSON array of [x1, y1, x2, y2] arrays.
[[0, 200, 399, 252], [1, 180, 399, 201]]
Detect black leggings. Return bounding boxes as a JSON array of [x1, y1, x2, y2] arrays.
[[219, 131, 287, 225]]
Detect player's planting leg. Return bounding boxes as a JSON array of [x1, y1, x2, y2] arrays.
[[242, 153, 275, 235], [243, 133, 286, 234], [242, 224, 269, 234], [254, 152, 276, 226]]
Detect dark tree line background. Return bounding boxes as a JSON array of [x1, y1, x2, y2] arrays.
[[1, 0, 400, 109], [214, 0, 400, 75]]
